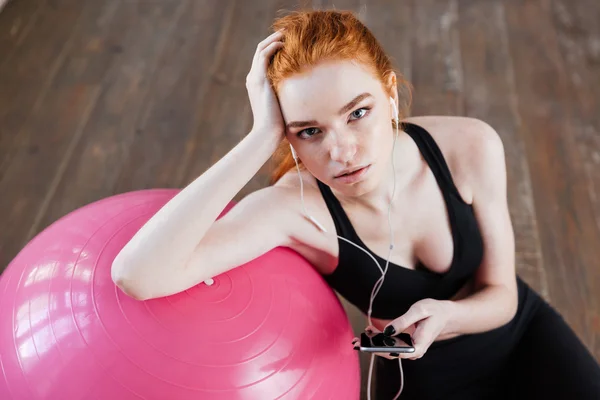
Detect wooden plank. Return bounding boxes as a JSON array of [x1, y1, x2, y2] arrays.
[[315, 0, 363, 11], [0, 0, 125, 271], [352, 0, 413, 83], [551, 0, 600, 360], [0, 0, 44, 70], [411, 0, 463, 116], [504, 0, 599, 356], [0, 1, 184, 270], [32, 1, 187, 234], [112, 0, 233, 193], [178, 0, 282, 198], [0, 0, 85, 178], [457, 0, 547, 298]]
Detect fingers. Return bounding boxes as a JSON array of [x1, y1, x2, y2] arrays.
[[365, 324, 381, 334], [351, 337, 405, 360], [384, 314, 419, 336], [247, 30, 285, 87], [375, 351, 400, 360], [384, 301, 431, 336], [403, 324, 418, 336], [407, 322, 432, 360], [258, 41, 284, 67], [256, 30, 285, 53], [411, 320, 428, 346], [253, 30, 285, 65]]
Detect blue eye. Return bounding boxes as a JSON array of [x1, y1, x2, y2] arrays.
[[299, 127, 319, 138], [297, 107, 371, 139], [350, 108, 368, 119]]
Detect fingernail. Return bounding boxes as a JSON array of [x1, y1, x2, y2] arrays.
[[383, 325, 396, 336], [390, 352, 399, 358]]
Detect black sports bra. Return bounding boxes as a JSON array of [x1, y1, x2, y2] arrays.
[[316, 122, 484, 320]]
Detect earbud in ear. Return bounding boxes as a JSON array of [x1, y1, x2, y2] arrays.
[[389, 96, 399, 122]]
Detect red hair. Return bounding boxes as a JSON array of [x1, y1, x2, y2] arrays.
[[267, 9, 412, 185]]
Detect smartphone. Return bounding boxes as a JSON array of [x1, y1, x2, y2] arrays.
[[358, 331, 415, 353]]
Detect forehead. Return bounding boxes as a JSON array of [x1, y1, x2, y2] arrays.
[[277, 60, 381, 112]]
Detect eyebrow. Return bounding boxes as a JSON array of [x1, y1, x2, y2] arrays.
[[286, 92, 373, 130]]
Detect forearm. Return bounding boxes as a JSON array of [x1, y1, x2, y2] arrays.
[[112, 130, 280, 289], [442, 282, 518, 336]]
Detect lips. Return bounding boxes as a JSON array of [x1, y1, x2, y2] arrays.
[[335, 165, 368, 178]]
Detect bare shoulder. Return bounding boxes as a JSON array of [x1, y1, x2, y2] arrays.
[[273, 169, 340, 274], [273, 166, 335, 235], [403, 116, 505, 203]]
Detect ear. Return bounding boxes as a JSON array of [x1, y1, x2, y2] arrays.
[[385, 71, 399, 106]]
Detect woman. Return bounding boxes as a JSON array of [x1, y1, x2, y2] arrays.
[[111, 10, 600, 400]]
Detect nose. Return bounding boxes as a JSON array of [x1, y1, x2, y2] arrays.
[[326, 132, 357, 164]]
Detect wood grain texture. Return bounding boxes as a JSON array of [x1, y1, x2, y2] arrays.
[[551, 0, 600, 360], [411, 0, 463, 116], [360, 0, 413, 83], [0, 0, 109, 268], [178, 0, 282, 198], [35, 0, 187, 230], [457, 0, 547, 299], [112, 0, 230, 193], [0, 0, 10, 13], [0, 0, 85, 178], [504, 0, 599, 358], [0, 0, 44, 70]]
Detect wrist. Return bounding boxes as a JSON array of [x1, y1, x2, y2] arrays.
[[249, 127, 284, 147], [441, 299, 460, 336], [239, 129, 280, 161]]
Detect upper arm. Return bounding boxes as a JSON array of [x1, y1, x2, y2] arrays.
[[161, 187, 298, 297], [467, 121, 517, 294]]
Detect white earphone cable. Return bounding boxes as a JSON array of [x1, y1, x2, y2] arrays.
[[290, 98, 403, 399]]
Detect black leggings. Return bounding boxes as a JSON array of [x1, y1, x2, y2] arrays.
[[374, 277, 600, 400]]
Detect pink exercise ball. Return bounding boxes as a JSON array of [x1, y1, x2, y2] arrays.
[[0, 189, 359, 400]]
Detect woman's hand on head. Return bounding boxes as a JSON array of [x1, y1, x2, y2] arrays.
[[246, 29, 287, 144]]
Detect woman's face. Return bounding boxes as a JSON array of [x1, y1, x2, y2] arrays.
[[278, 59, 397, 197]]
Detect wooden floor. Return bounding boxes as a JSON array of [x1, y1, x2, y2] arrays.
[[1, 0, 599, 395]]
